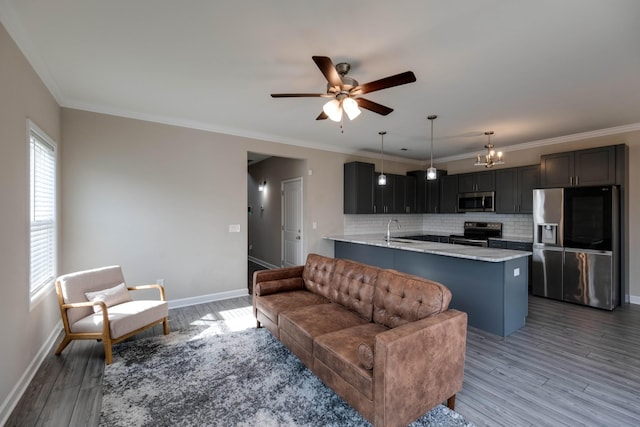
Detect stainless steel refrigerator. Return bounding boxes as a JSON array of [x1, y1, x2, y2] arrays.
[[532, 186, 619, 310]]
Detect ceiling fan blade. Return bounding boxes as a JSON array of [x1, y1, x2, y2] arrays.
[[312, 56, 343, 89], [316, 111, 328, 120], [356, 98, 394, 116], [352, 71, 416, 95], [271, 93, 326, 98]]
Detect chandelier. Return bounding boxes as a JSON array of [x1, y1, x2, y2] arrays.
[[474, 131, 504, 168]]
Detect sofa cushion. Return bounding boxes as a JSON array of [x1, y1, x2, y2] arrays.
[[255, 290, 329, 326], [279, 303, 370, 356], [373, 269, 452, 328], [328, 259, 378, 321], [314, 323, 389, 401]]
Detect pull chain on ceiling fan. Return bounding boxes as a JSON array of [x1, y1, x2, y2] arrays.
[[271, 56, 416, 123]]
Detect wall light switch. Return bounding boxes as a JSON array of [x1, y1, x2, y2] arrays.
[[312, 222, 317, 229], [308, 169, 313, 175], [514, 268, 520, 277], [229, 224, 241, 232]]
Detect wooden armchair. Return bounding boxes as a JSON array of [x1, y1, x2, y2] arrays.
[[54, 265, 169, 364]]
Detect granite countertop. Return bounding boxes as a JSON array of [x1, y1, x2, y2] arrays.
[[326, 234, 531, 263]]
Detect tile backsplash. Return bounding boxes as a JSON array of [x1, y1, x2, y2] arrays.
[[344, 213, 533, 239]]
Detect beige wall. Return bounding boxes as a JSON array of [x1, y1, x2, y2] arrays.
[[0, 23, 61, 418]]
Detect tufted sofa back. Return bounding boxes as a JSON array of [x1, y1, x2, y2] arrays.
[[302, 253, 338, 300], [302, 254, 377, 320], [373, 269, 452, 328], [330, 259, 378, 320]]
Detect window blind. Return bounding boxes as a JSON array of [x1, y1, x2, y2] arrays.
[[30, 129, 56, 295]]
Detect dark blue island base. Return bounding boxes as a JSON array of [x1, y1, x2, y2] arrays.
[[334, 241, 529, 337]]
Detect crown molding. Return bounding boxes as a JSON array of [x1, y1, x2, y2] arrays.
[[435, 122, 640, 164]]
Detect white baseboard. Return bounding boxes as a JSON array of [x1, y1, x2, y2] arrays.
[[248, 256, 279, 270], [167, 288, 249, 309], [0, 320, 62, 427], [628, 295, 640, 305]]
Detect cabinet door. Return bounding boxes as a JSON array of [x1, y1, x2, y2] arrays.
[[574, 146, 616, 186], [517, 165, 540, 213], [475, 170, 496, 192], [540, 152, 574, 188], [439, 175, 458, 213], [495, 168, 517, 213], [457, 173, 476, 193], [407, 170, 427, 213], [426, 170, 446, 213], [344, 162, 374, 214], [374, 173, 394, 214], [403, 175, 417, 213], [458, 170, 495, 192]]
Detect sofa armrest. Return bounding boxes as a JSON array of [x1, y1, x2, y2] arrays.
[[253, 265, 305, 294], [373, 309, 467, 427]]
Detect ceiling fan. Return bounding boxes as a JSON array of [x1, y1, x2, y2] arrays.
[[271, 56, 417, 122]]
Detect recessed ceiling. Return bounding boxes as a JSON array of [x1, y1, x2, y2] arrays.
[[2, 0, 640, 162]]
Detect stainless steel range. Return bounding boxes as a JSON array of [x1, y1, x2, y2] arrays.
[[449, 222, 502, 247]]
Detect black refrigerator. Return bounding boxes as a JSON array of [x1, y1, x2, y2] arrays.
[[531, 186, 620, 310]]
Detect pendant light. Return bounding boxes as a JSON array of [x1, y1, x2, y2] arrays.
[[474, 131, 504, 168], [426, 115, 438, 180], [378, 131, 387, 186]]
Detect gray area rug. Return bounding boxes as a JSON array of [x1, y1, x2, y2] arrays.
[[101, 316, 474, 426]]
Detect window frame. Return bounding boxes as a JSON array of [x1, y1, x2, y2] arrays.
[[27, 119, 57, 305]]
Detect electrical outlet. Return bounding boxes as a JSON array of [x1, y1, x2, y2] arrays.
[[513, 268, 520, 277], [157, 279, 165, 286]]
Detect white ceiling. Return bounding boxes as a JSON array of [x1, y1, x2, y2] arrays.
[[3, 0, 640, 162]]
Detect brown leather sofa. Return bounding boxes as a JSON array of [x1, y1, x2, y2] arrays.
[[253, 253, 467, 427]]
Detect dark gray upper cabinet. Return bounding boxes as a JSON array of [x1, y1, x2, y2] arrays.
[[374, 172, 395, 214], [344, 162, 374, 214], [458, 170, 495, 193], [540, 146, 617, 188], [403, 174, 417, 213], [495, 165, 540, 214], [407, 170, 447, 213], [439, 174, 459, 213]]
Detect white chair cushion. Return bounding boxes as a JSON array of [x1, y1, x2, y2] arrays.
[[85, 283, 132, 313], [70, 300, 168, 339]]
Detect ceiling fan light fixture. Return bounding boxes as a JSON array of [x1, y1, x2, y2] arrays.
[[323, 99, 342, 122], [342, 97, 361, 120]]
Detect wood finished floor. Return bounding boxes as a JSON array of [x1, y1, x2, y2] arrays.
[[6, 295, 640, 426]]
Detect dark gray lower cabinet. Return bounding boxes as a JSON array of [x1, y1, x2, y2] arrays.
[[334, 241, 528, 336]]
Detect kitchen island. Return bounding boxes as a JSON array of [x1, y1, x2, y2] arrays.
[[327, 234, 531, 336]]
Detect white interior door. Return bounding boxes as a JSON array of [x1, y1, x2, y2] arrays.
[[281, 177, 303, 267]]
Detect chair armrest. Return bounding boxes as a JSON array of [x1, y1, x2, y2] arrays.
[[128, 283, 166, 301], [61, 300, 106, 310], [373, 310, 467, 427]]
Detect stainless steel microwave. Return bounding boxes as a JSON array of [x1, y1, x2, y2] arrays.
[[457, 191, 495, 212]]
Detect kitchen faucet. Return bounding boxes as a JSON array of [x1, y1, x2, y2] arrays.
[[386, 219, 400, 241]]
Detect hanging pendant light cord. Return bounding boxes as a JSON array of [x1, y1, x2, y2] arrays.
[[379, 131, 385, 175]]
